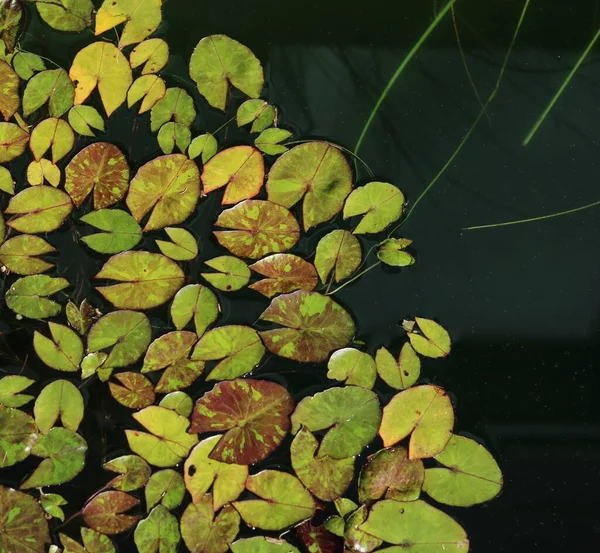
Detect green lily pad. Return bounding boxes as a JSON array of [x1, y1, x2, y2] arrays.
[[314, 229, 362, 284], [128, 75, 166, 114], [95, 0, 161, 48], [202, 256, 250, 292], [230, 537, 300, 553], [5, 185, 73, 233], [375, 343, 421, 390], [23, 68, 74, 117], [5, 275, 69, 319], [291, 385, 380, 459], [156, 227, 198, 261], [0, 122, 28, 163], [294, 521, 342, 553], [0, 375, 35, 407], [0, 58, 19, 119], [0, 165, 14, 193], [109, 372, 155, 409], [150, 87, 195, 132], [159, 392, 193, 417], [327, 347, 376, 389], [130, 38, 169, 74], [407, 317, 451, 358], [34, 322, 83, 372], [134, 505, 180, 553], [40, 493, 67, 521], [103, 455, 151, 492], [34, 379, 84, 434], [259, 290, 355, 363], [157, 122, 192, 154], [344, 505, 381, 553], [65, 299, 95, 335], [188, 133, 218, 163], [379, 385, 454, 459], [0, 406, 37, 468], [34, 0, 93, 32], [145, 469, 185, 511], [237, 99, 275, 133], [170, 284, 219, 337], [80, 209, 142, 254], [68, 105, 105, 137], [255, 128, 291, 155], [249, 254, 318, 298], [29, 118, 74, 162], [12, 51, 46, 81], [81, 527, 115, 553], [83, 491, 140, 535], [0, 235, 55, 275], [190, 378, 294, 465], [377, 237, 415, 267], [343, 181, 404, 234]]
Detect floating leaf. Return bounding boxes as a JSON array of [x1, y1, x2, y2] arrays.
[[150, 87, 195, 131], [33, 0, 93, 32], [87, 310, 152, 368], [233, 470, 316, 531], [40, 493, 67, 521], [21, 427, 87, 489], [34, 379, 84, 434], [0, 58, 19, 119], [170, 284, 219, 337], [358, 446, 424, 503], [213, 200, 299, 259], [202, 146, 264, 205], [0, 406, 37, 468], [314, 229, 362, 284], [237, 99, 275, 133], [5, 274, 69, 319], [295, 521, 342, 553], [188, 133, 217, 163], [27, 159, 61, 187], [145, 469, 185, 511], [190, 379, 294, 465], [0, 375, 35, 407], [291, 427, 354, 501], [70, 42, 132, 116], [422, 434, 503, 506], [157, 122, 191, 154], [192, 325, 265, 381], [23, 68, 73, 117], [377, 237, 415, 267], [184, 435, 248, 509], [291, 386, 380, 459], [267, 142, 352, 231], [180, 495, 240, 553], [130, 38, 169, 74], [95, 0, 163, 48], [126, 154, 200, 231], [189, 34, 263, 110], [13, 51, 46, 81], [156, 227, 197, 261], [30, 118, 74, 162], [80, 209, 142, 254], [407, 317, 451, 358], [249, 254, 317, 298], [343, 182, 404, 234], [5, 185, 72, 233], [230, 537, 300, 553], [201, 256, 250, 292], [95, 251, 185, 310], [0, 2, 22, 53], [81, 527, 115, 553], [344, 505, 381, 553], [109, 372, 155, 409], [0, 165, 14, 193], [259, 290, 355, 363], [34, 322, 84, 372], [255, 128, 291, 156], [375, 343, 420, 390], [159, 391, 193, 417], [0, 235, 55, 275], [0, 485, 50, 553], [125, 405, 198, 467], [68, 105, 105, 137], [104, 455, 151, 492], [134, 505, 180, 553], [379, 385, 454, 459], [327, 347, 376, 389], [0, 122, 28, 162], [81, 352, 110, 380], [128, 75, 166, 114], [83, 491, 140, 535], [66, 299, 95, 335]]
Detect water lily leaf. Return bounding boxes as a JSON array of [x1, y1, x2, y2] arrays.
[[291, 427, 355, 501], [259, 290, 355, 363], [70, 42, 132, 116], [0, 164, 14, 193], [23, 68, 73, 117], [189, 34, 263, 110], [150, 87, 195, 131], [407, 317, 451, 358], [0, 235, 55, 275], [125, 405, 198, 467], [334, 498, 358, 517], [0, 406, 37, 467], [13, 51, 46, 81], [95, 0, 163, 48], [65, 142, 130, 209], [159, 392, 193, 417], [255, 128, 291, 156], [233, 470, 316, 531], [379, 385, 454, 459], [188, 133, 217, 163], [266, 142, 352, 231], [5, 185, 72, 233], [190, 378, 294, 465], [156, 227, 197, 261], [60, 533, 87, 553], [0, 375, 35, 407], [80, 209, 142, 254], [130, 38, 169, 74], [184, 435, 248, 509], [81, 527, 115, 553], [30, 117, 74, 162], [170, 284, 219, 337], [314, 229, 362, 284], [68, 105, 105, 137], [0, 122, 28, 162], [66, 299, 95, 335], [230, 537, 300, 553], [21, 427, 87, 489], [128, 75, 166, 113], [109, 372, 155, 409], [237, 99, 275, 133], [249, 254, 318, 298], [34, 322, 84, 372], [202, 146, 264, 205], [33, 0, 93, 32], [5, 274, 69, 319], [0, 58, 18, 119], [213, 199, 299, 259], [103, 455, 151, 492], [95, 251, 185, 310], [87, 310, 152, 368], [41, 493, 67, 521], [83, 491, 140, 535], [295, 521, 343, 553], [345, 505, 381, 553], [422, 434, 503, 506], [377, 238, 415, 267], [180, 495, 240, 553], [145, 469, 185, 511], [34, 379, 84, 434], [343, 182, 404, 234], [291, 386, 380, 459], [191, 325, 265, 381], [0, 2, 22, 54], [126, 153, 200, 231], [0, 485, 50, 553], [327, 347, 376, 389], [27, 159, 61, 186], [358, 499, 469, 552], [134, 505, 180, 553], [157, 122, 191, 154], [375, 343, 420, 390], [201, 256, 250, 292], [358, 446, 424, 504]]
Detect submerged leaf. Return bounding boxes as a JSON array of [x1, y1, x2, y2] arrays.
[[201, 256, 250, 292], [128, 75, 166, 113], [0, 407, 38, 468], [130, 38, 169, 74], [314, 229, 362, 284], [5, 185, 72, 233], [170, 284, 219, 336], [0, 235, 55, 275], [134, 505, 180, 553], [95, 0, 163, 48], [23, 68, 73, 117], [34, 322, 84, 372], [327, 347, 376, 389], [249, 254, 318, 298], [83, 491, 140, 535], [80, 209, 142, 254], [5, 275, 69, 319]]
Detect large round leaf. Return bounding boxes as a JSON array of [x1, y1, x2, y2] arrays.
[[190, 379, 294, 465], [5, 186, 73, 233], [259, 290, 355, 362], [0, 406, 38, 468]]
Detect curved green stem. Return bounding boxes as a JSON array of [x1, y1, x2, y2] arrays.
[[326, 261, 381, 295]]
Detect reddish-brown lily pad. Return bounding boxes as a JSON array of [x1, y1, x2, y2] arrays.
[[109, 372, 155, 409], [295, 521, 343, 553], [249, 254, 318, 298], [82, 491, 140, 535]]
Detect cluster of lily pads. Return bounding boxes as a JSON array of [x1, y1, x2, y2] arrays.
[[0, 1, 503, 552]]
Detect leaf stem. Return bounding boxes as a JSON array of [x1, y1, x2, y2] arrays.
[[212, 115, 236, 135], [326, 261, 381, 295]]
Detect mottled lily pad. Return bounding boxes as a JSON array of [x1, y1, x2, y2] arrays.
[[249, 254, 318, 297], [0, 235, 55, 275], [0, 406, 38, 468], [145, 469, 185, 511], [109, 372, 155, 409], [230, 537, 300, 553], [0, 58, 19, 119], [83, 491, 140, 535], [134, 505, 180, 553], [103, 455, 151, 492]]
